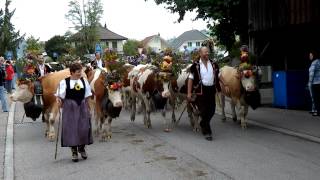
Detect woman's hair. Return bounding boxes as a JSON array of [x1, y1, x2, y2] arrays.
[[310, 49, 319, 60], [69, 62, 82, 73]]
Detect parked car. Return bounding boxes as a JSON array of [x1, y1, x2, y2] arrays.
[[47, 62, 64, 72]]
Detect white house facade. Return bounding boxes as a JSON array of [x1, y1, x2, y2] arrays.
[[141, 34, 169, 53]]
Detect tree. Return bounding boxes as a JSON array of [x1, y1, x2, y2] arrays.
[[65, 0, 104, 56], [123, 40, 140, 56], [150, 0, 247, 51], [45, 35, 70, 59], [25, 36, 43, 55], [0, 0, 24, 58]]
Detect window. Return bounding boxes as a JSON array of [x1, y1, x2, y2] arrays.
[[187, 42, 192, 47], [112, 41, 117, 49], [196, 42, 201, 47], [105, 41, 109, 47]]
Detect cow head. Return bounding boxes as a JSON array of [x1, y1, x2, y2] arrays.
[[10, 79, 34, 103], [102, 71, 123, 108], [239, 66, 261, 109], [157, 72, 172, 98]]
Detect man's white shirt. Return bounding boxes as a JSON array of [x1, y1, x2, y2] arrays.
[[188, 59, 215, 86], [96, 59, 103, 69]]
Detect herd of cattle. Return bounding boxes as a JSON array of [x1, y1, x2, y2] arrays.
[[10, 62, 260, 142]]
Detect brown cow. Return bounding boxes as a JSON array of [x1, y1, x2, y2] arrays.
[[11, 69, 82, 141], [218, 66, 261, 128], [169, 64, 201, 132], [87, 68, 123, 141], [128, 64, 172, 131]]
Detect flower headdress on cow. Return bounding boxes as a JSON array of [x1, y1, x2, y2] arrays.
[[237, 45, 259, 78], [102, 49, 125, 90]]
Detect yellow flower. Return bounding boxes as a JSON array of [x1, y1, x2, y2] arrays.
[[74, 83, 81, 91]]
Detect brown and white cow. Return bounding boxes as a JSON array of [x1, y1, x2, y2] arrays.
[[128, 64, 172, 131], [169, 64, 201, 132], [11, 69, 75, 141], [218, 66, 261, 128], [87, 68, 123, 141]]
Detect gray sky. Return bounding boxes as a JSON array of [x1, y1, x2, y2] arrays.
[[8, 0, 208, 41]]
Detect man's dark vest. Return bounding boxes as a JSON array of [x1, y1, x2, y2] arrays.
[[189, 59, 221, 94]]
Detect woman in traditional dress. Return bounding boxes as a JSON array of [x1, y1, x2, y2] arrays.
[[55, 62, 93, 162]]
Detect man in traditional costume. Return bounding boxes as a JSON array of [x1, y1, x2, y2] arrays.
[[55, 62, 93, 162]]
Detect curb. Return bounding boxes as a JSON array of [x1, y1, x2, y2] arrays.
[[4, 102, 15, 180], [216, 111, 320, 144]]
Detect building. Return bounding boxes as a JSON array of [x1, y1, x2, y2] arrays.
[[170, 30, 209, 52], [248, 0, 320, 109], [98, 24, 127, 54], [72, 24, 128, 54], [141, 34, 169, 53]]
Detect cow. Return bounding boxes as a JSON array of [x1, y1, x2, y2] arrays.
[[128, 64, 172, 131], [86, 68, 123, 141], [169, 64, 201, 132], [218, 65, 261, 128], [10, 69, 79, 141]]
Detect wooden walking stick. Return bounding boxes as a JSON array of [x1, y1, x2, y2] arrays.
[[175, 103, 188, 125], [54, 106, 61, 160], [54, 84, 61, 160]]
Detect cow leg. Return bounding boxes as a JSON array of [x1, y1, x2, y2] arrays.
[[44, 112, 50, 137], [101, 116, 112, 141], [240, 105, 248, 129], [187, 103, 195, 127], [220, 93, 227, 122], [230, 100, 237, 122], [143, 94, 152, 129], [170, 97, 176, 124], [47, 105, 59, 141], [130, 95, 136, 122], [192, 107, 201, 132], [94, 104, 103, 137]]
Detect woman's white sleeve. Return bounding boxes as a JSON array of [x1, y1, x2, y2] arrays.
[[55, 80, 66, 99], [84, 79, 93, 98]]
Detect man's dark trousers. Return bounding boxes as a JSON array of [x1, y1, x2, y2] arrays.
[[195, 85, 216, 135]]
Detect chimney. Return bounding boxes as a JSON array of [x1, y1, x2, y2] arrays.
[[104, 22, 107, 29]]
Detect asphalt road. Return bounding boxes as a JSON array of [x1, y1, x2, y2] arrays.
[[12, 102, 320, 180]]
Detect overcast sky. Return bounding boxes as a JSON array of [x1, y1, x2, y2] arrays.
[[7, 0, 208, 41]]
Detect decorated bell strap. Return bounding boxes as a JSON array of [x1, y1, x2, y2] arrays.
[[33, 95, 44, 107]]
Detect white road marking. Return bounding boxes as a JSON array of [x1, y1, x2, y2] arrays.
[[4, 102, 16, 180]]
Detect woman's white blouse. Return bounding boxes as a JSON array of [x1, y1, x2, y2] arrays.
[[55, 78, 92, 99]]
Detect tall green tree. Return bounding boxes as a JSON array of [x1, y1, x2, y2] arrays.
[[25, 36, 43, 55], [66, 0, 104, 56], [123, 40, 140, 56], [45, 35, 70, 59], [0, 0, 23, 58], [150, 0, 247, 51]]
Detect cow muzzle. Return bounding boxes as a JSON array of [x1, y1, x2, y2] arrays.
[[161, 91, 171, 98], [113, 101, 123, 108]]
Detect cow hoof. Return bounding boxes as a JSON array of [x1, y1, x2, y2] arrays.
[[107, 135, 112, 139], [147, 124, 152, 129], [193, 127, 201, 132], [94, 130, 99, 137], [241, 124, 247, 129], [45, 131, 49, 137], [233, 117, 237, 122], [221, 117, 226, 122], [130, 116, 135, 122], [47, 133, 55, 142], [163, 128, 172, 133]]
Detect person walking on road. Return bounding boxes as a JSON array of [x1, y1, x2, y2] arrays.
[[309, 50, 320, 116], [0, 57, 9, 112], [187, 47, 221, 141], [55, 62, 93, 162]]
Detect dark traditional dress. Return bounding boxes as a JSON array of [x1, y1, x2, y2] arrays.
[[56, 77, 93, 147]]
